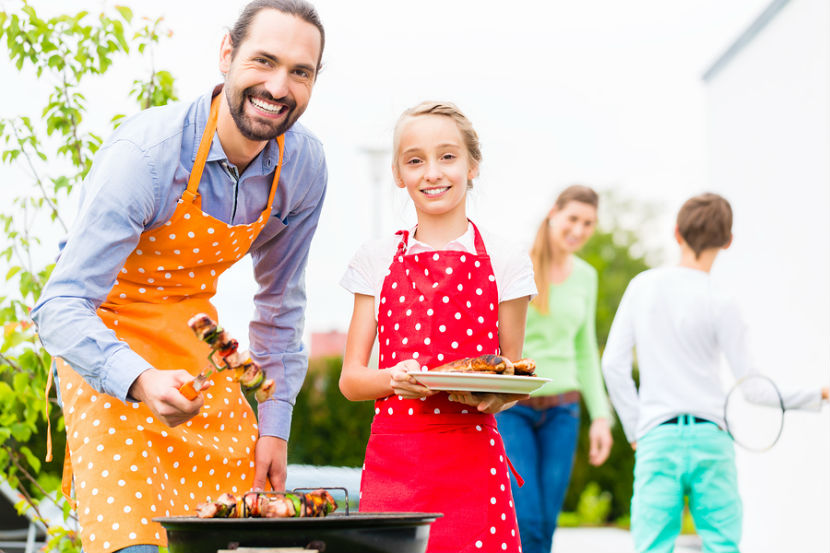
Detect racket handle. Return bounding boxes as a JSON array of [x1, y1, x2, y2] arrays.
[[179, 373, 208, 400]]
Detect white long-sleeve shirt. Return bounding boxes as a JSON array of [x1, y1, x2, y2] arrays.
[[601, 266, 822, 443]]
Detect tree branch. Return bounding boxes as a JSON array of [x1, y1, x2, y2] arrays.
[[9, 122, 68, 233]]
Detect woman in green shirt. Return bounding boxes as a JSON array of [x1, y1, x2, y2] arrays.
[[496, 185, 613, 553]]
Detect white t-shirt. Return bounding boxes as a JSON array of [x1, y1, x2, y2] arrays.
[[340, 223, 536, 319], [601, 266, 822, 442]]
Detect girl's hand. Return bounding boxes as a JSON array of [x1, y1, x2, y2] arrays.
[[588, 418, 613, 466], [447, 391, 529, 414], [389, 359, 436, 399]]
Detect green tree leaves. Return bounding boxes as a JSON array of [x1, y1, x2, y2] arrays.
[[0, 2, 177, 549]]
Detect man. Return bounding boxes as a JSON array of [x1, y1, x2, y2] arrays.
[[32, 1, 326, 551]]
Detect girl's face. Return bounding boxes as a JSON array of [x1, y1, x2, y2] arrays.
[[394, 114, 478, 219], [547, 200, 597, 253]]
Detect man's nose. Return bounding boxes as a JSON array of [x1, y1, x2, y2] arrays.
[[264, 68, 290, 99]]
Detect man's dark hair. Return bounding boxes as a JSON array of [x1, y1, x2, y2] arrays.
[[676, 193, 733, 259], [229, 0, 325, 73]]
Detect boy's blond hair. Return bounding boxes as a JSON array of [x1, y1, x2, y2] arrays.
[[676, 193, 732, 259]]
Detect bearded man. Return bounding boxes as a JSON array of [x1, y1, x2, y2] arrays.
[[32, 2, 327, 551]]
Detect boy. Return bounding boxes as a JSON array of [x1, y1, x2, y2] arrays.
[[601, 193, 828, 552]]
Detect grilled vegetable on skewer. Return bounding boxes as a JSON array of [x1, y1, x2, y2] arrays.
[[195, 490, 337, 519], [195, 493, 240, 519], [179, 313, 275, 400]]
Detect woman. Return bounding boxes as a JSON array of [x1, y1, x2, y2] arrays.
[[495, 185, 614, 553]]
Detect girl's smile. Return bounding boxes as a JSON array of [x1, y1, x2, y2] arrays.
[[394, 114, 478, 221]]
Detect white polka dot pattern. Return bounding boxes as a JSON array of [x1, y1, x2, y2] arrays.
[[54, 127, 285, 553], [360, 223, 519, 551]]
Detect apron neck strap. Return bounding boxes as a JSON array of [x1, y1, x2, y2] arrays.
[[183, 94, 221, 203], [468, 219, 487, 256], [394, 220, 487, 257], [394, 229, 410, 256], [183, 94, 285, 218]]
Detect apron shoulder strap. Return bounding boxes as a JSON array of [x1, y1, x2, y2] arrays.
[[183, 94, 222, 204], [394, 229, 409, 257], [468, 219, 488, 256]]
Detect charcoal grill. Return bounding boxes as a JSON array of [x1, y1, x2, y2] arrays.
[[154, 488, 441, 553]]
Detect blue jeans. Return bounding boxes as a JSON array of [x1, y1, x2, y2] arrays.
[[496, 401, 580, 553]]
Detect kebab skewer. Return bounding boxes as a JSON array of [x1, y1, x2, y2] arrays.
[[179, 313, 276, 401], [195, 489, 338, 519]]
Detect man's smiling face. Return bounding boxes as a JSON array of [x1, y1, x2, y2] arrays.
[[219, 8, 321, 141]]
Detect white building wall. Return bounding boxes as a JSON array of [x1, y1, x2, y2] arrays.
[[705, 0, 830, 551]]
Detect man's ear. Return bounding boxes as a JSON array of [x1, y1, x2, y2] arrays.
[[219, 33, 233, 75]]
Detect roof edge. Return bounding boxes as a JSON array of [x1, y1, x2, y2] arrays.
[[702, 0, 791, 82]]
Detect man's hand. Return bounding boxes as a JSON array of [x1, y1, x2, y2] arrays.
[[588, 418, 613, 466], [448, 391, 529, 414], [389, 359, 436, 399], [129, 368, 205, 427], [253, 436, 288, 491]]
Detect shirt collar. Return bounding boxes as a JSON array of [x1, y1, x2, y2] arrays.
[[406, 222, 475, 254], [190, 85, 281, 175]]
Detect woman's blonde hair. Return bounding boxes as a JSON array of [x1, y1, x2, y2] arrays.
[[530, 185, 599, 314], [392, 101, 482, 189]]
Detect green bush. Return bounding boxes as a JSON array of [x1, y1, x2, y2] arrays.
[[288, 356, 374, 467], [560, 219, 652, 523]]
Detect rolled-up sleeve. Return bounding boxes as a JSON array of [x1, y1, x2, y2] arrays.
[[249, 154, 327, 440], [31, 139, 159, 401]]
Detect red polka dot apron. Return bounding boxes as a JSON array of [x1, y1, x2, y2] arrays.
[[54, 92, 284, 553], [359, 221, 521, 553]]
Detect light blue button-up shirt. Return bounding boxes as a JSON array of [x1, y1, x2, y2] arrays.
[[31, 87, 328, 440]]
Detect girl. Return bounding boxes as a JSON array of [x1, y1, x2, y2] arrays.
[[339, 101, 537, 553], [495, 185, 614, 553]]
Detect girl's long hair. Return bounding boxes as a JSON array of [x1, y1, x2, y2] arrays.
[[530, 185, 599, 314]]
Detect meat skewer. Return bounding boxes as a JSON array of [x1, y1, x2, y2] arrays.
[[179, 313, 275, 401], [195, 490, 337, 519]]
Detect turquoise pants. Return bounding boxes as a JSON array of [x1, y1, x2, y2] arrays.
[[632, 416, 742, 553]]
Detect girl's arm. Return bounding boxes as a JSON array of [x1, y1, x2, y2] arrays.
[[340, 293, 433, 401]]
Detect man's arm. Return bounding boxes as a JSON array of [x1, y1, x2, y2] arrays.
[[248, 150, 327, 491], [31, 140, 160, 401]]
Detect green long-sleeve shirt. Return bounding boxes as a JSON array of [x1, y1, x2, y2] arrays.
[[523, 256, 611, 420]]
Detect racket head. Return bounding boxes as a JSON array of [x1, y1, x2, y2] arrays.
[[724, 374, 785, 452]]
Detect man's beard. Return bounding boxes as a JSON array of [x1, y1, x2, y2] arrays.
[[226, 85, 300, 141]]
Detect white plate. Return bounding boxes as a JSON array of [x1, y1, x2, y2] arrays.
[[407, 371, 551, 394]]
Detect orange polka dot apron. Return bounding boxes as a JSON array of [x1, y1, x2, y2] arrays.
[[54, 93, 284, 553], [359, 222, 521, 553]]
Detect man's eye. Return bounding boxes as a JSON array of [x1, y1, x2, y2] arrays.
[[293, 69, 311, 79]]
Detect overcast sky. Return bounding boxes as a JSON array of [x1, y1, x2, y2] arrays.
[[2, 0, 772, 346]]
